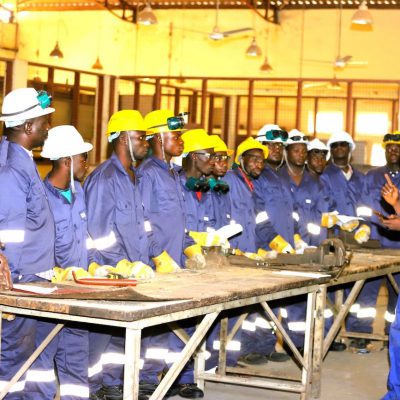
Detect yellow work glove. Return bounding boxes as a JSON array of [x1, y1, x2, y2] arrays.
[[115, 259, 155, 279], [269, 235, 295, 254], [294, 234, 308, 254], [339, 219, 360, 232], [321, 212, 339, 228], [184, 244, 206, 269], [152, 251, 181, 274], [52, 267, 91, 282], [354, 224, 371, 244], [257, 248, 278, 260], [189, 231, 224, 247], [88, 262, 114, 277]]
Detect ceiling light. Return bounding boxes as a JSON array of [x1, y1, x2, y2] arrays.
[[246, 37, 262, 57], [351, 1, 373, 25], [92, 56, 103, 70], [49, 41, 64, 58], [137, 3, 158, 25], [260, 56, 273, 72]]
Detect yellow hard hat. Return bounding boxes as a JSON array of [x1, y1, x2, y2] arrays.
[[210, 135, 234, 157], [382, 132, 400, 148], [145, 109, 184, 135], [107, 110, 146, 138], [235, 137, 269, 164], [181, 129, 216, 154]]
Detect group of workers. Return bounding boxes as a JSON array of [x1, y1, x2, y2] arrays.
[[0, 86, 400, 400]]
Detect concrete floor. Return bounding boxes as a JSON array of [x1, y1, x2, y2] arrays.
[[168, 348, 390, 400]]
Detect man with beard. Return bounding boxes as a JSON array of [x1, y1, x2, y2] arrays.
[[84, 110, 153, 400], [349, 133, 400, 350], [0, 88, 55, 399], [25, 126, 93, 399], [321, 131, 368, 350]]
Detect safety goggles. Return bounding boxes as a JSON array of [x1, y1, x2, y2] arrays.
[[383, 134, 400, 143], [330, 141, 349, 149], [37, 91, 52, 109], [213, 155, 230, 162], [265, 129, 288, 141], [290, 135, 309, 142], [193, 152, 216, 160], [309, 149, 328, 156]]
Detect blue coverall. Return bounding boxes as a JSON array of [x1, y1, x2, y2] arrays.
[[278, 166, 331, 347], [223, 167, 278, 357], [353, 167, 400, 334], [321, 162, 365, 334], [137, 157, 194, 385], [84, 153, 155, 393], [26, 178, 90, 399], [0, 138, 55, 399]]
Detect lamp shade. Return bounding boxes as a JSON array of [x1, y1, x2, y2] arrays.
[[246, 37, 262, 57], [351, 1, 373, 25], [137, 4, 158, 25], [49, 41, 64, 58], [92, 56, 103, 70], [260, 56, 273, 72]]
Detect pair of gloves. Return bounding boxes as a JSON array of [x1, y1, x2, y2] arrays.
[[321, 212, 371, 244], [269, 234, 308, 254]]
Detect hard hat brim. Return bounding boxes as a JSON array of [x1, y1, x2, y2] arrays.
[[0, 105, 55, 123], [41, 142, 93, 159]]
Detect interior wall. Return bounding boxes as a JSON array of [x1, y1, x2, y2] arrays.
[[3, 8, 398, 80]]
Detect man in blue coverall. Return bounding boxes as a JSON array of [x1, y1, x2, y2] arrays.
[[137, 110, 204, 399], [25, 125, 93, 400], [352, 133, 400, 347], [84, 110, 154, 400], [0, 87, 55, 399], [321, 131, 367, 350]]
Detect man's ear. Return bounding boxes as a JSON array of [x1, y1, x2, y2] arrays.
[[24, 121, 33, 135], [63, 157, 71, 168]]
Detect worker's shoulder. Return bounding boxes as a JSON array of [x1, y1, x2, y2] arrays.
[[86, 158, 120, 182]]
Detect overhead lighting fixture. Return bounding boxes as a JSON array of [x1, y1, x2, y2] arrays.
[[137, 3, 158, 26], [92, 56, 103, 70], [260, 56, 273, 72], [246, 37, 262, 57], [351, 1, 373, 25], [49, 41, 64, 58]]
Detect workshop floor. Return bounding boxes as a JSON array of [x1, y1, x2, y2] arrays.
[[178, 348, 389, 400]]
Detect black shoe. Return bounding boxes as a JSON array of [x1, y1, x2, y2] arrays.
[[139, 381, 179, 398], [237, 352, 268, 365], [91, 385, 123, 400], [265, 351, 290, 362], [329, 341, 347, 352], [178, 383, 204, 399], [349, 338, 370, 350]]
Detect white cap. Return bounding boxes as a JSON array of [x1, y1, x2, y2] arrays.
[[255, 124, 286, 143], [327, 131, 356, 152], [41, 125, 93, 160], [0, 88, 55, 128], [307, 138, 330, 160], [287, 129, 308, 145]]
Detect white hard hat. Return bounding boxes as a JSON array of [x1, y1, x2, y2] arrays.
[[41, 125, 93, 160], [286, 129, 309, 145], [307, 138, 330, 160], [327, 131, 356, 151], [255, 124, 288, 144], [0, 88, 55, 128]]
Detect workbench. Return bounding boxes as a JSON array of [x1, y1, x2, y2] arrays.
[[0, 251, 399, 400]]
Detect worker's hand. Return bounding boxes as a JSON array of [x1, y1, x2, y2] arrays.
[[269, 235, 295, 254], [294, 234, 308, 254], [52, 266, 91, 282], [256, 248, 278, 260], [153, 251, 181, 273], [0, 253, 12, 290], [354, 224, 371, 244], [184, 244, 206, 269], [88, 262, 114, 277], [339, 219, 360, 232], [381, 215, 400, 231], [321, 212, 339, 229], [129, 262, 155, 279], [189, 231, 226, 247], [382, 173, 399, 207]]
